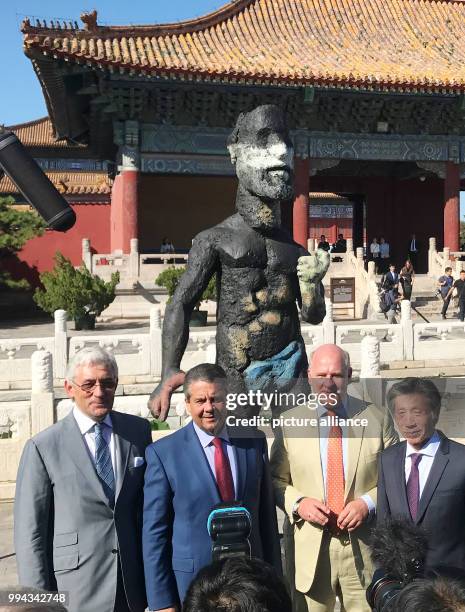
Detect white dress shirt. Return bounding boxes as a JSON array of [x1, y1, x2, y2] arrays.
[[370, 242, 380, 257], [193, 422, 238, 498], [72, 406, 117, 480], [405, 430, 441, 498], [317, 405, 375, 513]]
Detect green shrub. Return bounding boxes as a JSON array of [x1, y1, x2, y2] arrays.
[[156, 266, 216, 309], [34, 252, 120, 319]]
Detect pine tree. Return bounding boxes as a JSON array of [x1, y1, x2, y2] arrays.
[[34, 252, 120, 320], [0, 196, 45, 289]]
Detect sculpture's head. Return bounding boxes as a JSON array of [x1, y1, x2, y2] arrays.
[[227, 105, 294, 229]]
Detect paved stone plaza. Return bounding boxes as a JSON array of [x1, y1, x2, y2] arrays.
[[0, 502, 16, 587]]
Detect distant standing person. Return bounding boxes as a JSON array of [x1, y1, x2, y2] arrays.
[[437, 267, 454, 319], [379, 237, 390, 274], [160, 237, 175, 253], [317, 234, 330, 251], [407, 233, 420, 269], [381, 263, 399, 291], [400, 259, 415, 301], [333, 233, 347, 253], [446, 269, 465, 322], [370, 237, 380, 272]]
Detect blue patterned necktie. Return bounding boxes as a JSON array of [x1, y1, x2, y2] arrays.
[[94, 422, 115, 503]]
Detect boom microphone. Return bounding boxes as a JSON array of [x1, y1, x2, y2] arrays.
[[0, 130, 76, 231]]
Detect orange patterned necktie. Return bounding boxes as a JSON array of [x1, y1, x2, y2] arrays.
[[326, 409, 345, 523]]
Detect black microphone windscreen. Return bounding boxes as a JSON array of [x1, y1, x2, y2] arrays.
[[0, 131, 76, 232]]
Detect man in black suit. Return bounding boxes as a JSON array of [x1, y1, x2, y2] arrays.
[[377, 377, 465, 572], [381, 263, 399, 290]]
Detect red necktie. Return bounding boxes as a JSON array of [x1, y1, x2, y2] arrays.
[[212, 438, 235, 502]]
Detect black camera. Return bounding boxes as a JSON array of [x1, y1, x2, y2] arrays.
[[367, 518, 428, 611], [207, 502, 252, 562], [0, 130, 75, 231], [366, 563, 423, 612]]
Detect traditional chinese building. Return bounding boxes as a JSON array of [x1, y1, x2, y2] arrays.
[[5, 0, 465, 277]]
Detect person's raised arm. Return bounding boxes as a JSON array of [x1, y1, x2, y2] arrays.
[[148, 230, 219, 419], [296, 248, 330, 324]]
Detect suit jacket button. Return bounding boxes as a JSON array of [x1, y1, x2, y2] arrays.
[[112, 549, 118, 554]]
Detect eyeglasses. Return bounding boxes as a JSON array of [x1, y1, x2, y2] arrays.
[[71, 379, 117, 394]]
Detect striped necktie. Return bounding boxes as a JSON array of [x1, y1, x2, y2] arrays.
[[94, 422, 115, 503]]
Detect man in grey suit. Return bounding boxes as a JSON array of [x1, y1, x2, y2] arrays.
[[14, 347, 152, 612], [378, 377, 465, 571]]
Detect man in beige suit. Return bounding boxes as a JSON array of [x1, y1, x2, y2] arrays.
[[270, 344, 398, 611]]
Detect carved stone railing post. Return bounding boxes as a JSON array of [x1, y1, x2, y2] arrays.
[[149, 306, 162, 378], [346, 238, 354, 254], [31, 350, 55, 435], [82, 238, 92, 271], [360, 334, 382, 408], [401, 299, 413, 360], [322, 298, 335, 344], [129, 238, 140, 280], [307, 238, 316, 252], [360, 334, 380, 377], [54, 309, 68, 379], [443, 247, 450, 268], [206, 343, 217, 364], [428, 237, 436, 276]]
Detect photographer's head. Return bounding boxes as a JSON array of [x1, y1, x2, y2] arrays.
[[308, 344, 352, 409], [184, 363, 228, 435], [387, 378, 441, 450], [394, 577, 465, 612], [183, 557, 292, 612]]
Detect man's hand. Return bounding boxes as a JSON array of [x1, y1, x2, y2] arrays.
[[297, 251, 330, 286], [152, 608, 177, 612], [337, 498, 369, 532], [147, 371, 186, 420], [297, 497, 330, 526]]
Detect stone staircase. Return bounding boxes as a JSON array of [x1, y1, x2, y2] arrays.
[[378, 274, 453, 321]]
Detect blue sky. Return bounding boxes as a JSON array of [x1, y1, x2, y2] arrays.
[[1, 0, 464, 215]]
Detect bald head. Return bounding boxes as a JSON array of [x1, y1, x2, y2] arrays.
[[309, 344, 351, 406]]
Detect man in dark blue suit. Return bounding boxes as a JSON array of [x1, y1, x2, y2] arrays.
[[377, 377, 465, 572], [143, 363, 281, 612]]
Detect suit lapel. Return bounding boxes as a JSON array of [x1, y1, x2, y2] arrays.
[[186, 422, 221, 504], [310, 412, 325, 499], [111, 412, 131, 501], [395, 443, 411, 517], [229, 436, 247, 501], [62, 411, 110, 506], [344, 399, 365, 502], [416, 436, 450, 524]]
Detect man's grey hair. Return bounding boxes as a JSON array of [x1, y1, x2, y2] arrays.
[[65, 346, 118, 381], [386, 377, 441, 418]]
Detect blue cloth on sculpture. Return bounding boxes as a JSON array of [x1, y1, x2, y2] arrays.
[[243, 340, 304, 392]]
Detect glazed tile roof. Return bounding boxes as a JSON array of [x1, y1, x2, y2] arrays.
[[4, 117, 84, 148], [0, 171, 112, 196], [21, 0, 465, 93]]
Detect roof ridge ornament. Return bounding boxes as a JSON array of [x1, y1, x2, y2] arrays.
[[81, 10, 98, 32]]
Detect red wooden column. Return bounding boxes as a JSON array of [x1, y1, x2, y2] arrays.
[[444, 161, 460, 251], [293, 157, 310, 248], [110, 169, 139, 253]]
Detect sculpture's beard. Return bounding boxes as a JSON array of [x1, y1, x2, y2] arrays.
[[238, 166, 294, 203], [237, 197, 282, 230]]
